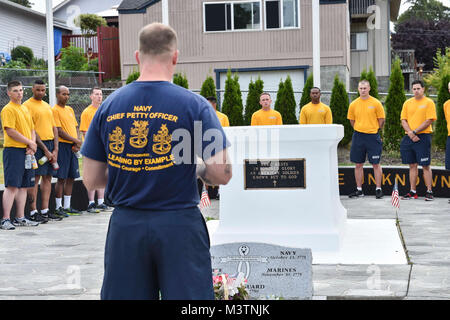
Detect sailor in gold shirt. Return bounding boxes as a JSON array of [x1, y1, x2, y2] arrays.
[[0, 80, 39, 230], [251, 92, 283, 126], [299, 87, 332, 124], [445, 81, 450, 174], [52, 86, 83, 216], [80, 87, 109, 213], [347, 80, 385, 199], [23, 80, 62, 222], [400, 80, 437, 201]]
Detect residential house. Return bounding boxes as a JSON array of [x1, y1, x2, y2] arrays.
[[118, 0, 400, 95], [350, 0, 401, 91], [0, 0, 71, 60], [53, 0, 121, 34]]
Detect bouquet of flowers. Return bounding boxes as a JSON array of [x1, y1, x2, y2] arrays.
[[213, 271, 249, 300]]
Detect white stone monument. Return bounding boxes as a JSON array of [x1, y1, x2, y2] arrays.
[[208, 124, 347, 252]]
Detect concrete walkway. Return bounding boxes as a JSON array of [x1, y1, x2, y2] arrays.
[[0, 196, 449, 300]]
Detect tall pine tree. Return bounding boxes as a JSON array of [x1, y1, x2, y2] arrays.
[[173, 73, 189, 89], [299, 74, 314, 109], [434, 74, 450, 149], [274, 79, 285, 117], [384, 59, 406, 151], [330, 74, 352, 146], [244, 77, 264, 125], [281, 75, 298, 124], [222, 70, 244, 126], [200, 76, 216, 99], [366, 66, 380, 99]]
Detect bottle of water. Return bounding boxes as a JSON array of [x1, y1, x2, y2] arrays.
[[31, 155, 38, 169], [25, 154, 32, 169], [74, 151, 82, 159], [52, 161, 60, 170]]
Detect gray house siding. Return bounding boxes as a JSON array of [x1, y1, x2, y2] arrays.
[[120, 0, 350, 92]]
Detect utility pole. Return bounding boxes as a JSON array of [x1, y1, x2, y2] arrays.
[[312, 0, 320, 88], [46, 0, 56, 106]]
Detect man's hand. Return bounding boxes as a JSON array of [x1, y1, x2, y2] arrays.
[[407, 130, 420, 142], [28, 140, 37, 153]]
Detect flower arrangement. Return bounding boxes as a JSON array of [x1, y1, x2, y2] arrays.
[[213, 271, 249, 300]]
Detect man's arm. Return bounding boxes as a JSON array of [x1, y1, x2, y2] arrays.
[[5, 127, 37, 153], [82, 157, 108, 190], [378, 118, 385, 129], [196, 148, 232, 186], [349, 120, 355, 128], [57, 127, 82, 147], [35, 132, 53, 160], [52, 127, 59, 161], [401, 119, 420, 142]]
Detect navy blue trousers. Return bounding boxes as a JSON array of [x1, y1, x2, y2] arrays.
[[100, 206, 214, 300]]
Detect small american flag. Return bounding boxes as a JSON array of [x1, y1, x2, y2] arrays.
[[391, 179, 400, 210], [199, 186, 211, 209]]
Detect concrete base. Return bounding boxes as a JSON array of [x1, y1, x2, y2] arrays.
[[207, 218, 408, 265]]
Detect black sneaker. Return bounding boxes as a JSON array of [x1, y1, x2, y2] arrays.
[[425, 191, 434, 201], [402, 191, 418, 200], [87, 203, 100, 213], [348, 189, 364, 198], [29, 213, 49, 224], [96, 203, 112, 211], [56, 207, 69, 218], [44, 212, 63, 221], [375, 189, 383, 199], [64, 207, 82, 216]]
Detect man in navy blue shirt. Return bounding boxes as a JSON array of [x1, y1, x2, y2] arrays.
[[81, 23, 232, 300]]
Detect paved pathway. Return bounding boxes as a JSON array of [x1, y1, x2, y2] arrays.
[[0, 196, 449, 299]]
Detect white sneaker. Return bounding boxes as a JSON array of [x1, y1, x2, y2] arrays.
[[0, 219, 16, 230], [13, 217, 39, 227]]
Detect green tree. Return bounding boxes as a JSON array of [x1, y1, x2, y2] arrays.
[[200, 76, 216, 99], [424, 47, 450, 91], [8, 0, 33, 8], [366, 67, 380, 99], [280, 76, 298, 124], [329, 74, 352, 146], [434, 74, 450, 149], [74, 14, 107, 63], [274, 79, 285, 117], [299, 74, 313, 109], [126, 69, 140, 84], [57, 44, 87, 71], [396, 0, 450, 25], [244, 77, 264, 125], [384, 59, 407, 151], [173, 73, 189, 89], [222, 70, 244, 126], [11, 46, 34, 66]]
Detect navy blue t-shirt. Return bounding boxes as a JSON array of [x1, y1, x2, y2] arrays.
[[81, 81, 229, 210]]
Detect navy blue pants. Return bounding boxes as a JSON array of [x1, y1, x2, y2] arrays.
[[53, 142, 79, 179], [446, 136, 450, 170], [35, 140, 56, 176], [400, 134, 432, 166], [101, 206, 214, 300], [350, 131, 382, 164], [3, 147, 34, 188]]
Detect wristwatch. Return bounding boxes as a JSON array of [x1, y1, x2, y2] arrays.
[[412, 130, 417, 135]]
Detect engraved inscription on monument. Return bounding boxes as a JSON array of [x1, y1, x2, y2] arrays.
[[211, 242, 313, 299], [244, 159, 306, 189]]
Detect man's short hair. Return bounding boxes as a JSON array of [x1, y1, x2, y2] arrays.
[[91, 87, 102, 94], [56, 85, 68, 95], [358, 79, 370, 87], [260, 92, 271, 99], [311, 87, 321, 92], [206, 96, 216, 103], [34, 79, 45, 86], [7, 80, 22, 91], [138, 23, 177, 57], [412, 80, 425, 88]]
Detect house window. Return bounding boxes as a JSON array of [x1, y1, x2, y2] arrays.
[[350, 32, 368, 51], [265, 0, 300, 29], [204, 2, 261, 32]]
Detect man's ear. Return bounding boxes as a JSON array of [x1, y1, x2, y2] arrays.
[[135, 50, 140, 65], [172, 50, 179, 66]]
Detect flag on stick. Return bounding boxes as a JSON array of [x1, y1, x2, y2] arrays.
[[199, 186, 211, 209], [391, 178, 400, 210]]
